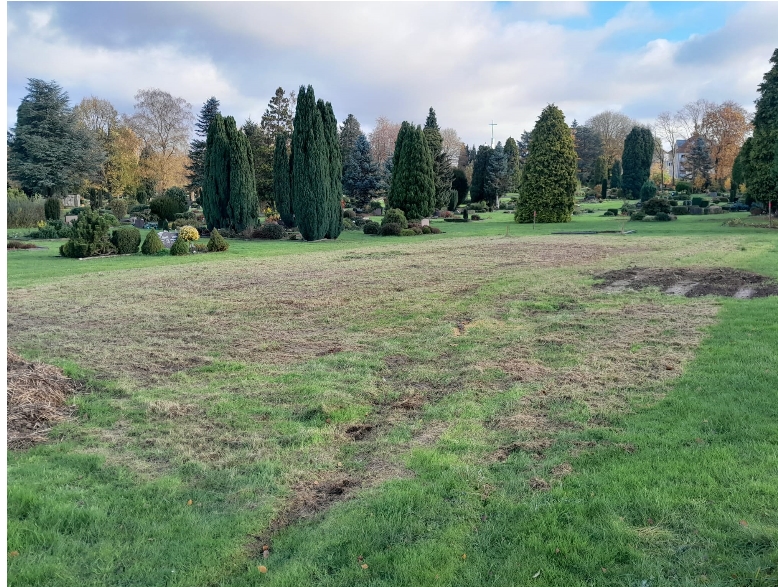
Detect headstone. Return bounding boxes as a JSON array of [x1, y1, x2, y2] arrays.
[[689, 206, 702, 215], [421, 218, 430, 227], [157, 231, 179, 249], [63, 194, 81, 208], [64, 215, 78, 225], [372, 208, 382, 216], [133, 217, 145, 229]]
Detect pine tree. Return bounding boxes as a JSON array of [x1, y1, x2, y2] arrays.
[[514, 104, 577, 223], [621, 126, 654, 199], [388, 124, 436, 220], [202, 113, 230, 229], [225, 116, 259, 231], [318, 99, 343, 239], [186, 97, 220, 193], [469, 145, 492, 202], [8, 79, 104, 196], [273, 132, 294, 226], [422, 107, 454, 209], [292, 86, 329, 241], [338, 114, 362, 163], [484, 141, 508, 206], [343, 133, 380, 207], [742, 49, 778, 207], [610, 160, 622, 189]]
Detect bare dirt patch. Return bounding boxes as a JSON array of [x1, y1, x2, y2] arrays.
[[7, 349, 80, 449], [596, 267, 778, 298]]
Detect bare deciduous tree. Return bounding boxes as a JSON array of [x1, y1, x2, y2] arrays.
[[440, 127, 463, 168], [676, 98, 715, 138], [584, 110, 636, 166], [653, 111, 683, 183], [368, 116, 402, 165], [73, 96, 119, 146]]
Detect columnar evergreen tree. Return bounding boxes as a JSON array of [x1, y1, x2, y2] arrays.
[[292, 86, 329, 241], [225, 116, 259, 231], [343, 133, 380, 207], [740, 49, 778, 207], [592, 156, 608, 185], [387, 124, 436, 219], [469, 145, 492, 202], [273, 132, 294, 226], [610, 160, 622, 189], [687, 136, 714, 190], [8, 79, 104, 196], [423, 107, 453, 209], [338, 114, 362, 162], [573, 126, 603, 184], [621, 126, 655, 198], [503, 137, 521, 193], [601, 178, 608, 199], [392, 122, 413, 169], [202, 114, 230, 229], [451, 167, 469, 209], [484, 141, 508, 205], [186, 97, 220, 193], [318, 99, 343, 239], [514, 104, 577, 223]]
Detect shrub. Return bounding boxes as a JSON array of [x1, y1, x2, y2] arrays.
[[400, 228, 416, 237], [411, 226, 423, 234], [353, 216, 368, 228], [468, 201, 488, 212], [654, 212, 673, 222], [192, 243, 208, 253], [163, 186, 189, 211], [141, 230, 164, 255], [439, 210, 454, 218], [429, 226, 442, 234], [443, 218, 470, 222], [708, 205, 723, 214], [150, 196, 186, 224], [207, 228, 229, 252], [342, 218, 358, 231], [170, 237, 190, 256], [343, 208, 357, 219], [462, 208, 469, 221], [603, 211, 615, 217], [671, 205, 689, 215], [108, 199, 128, 220], [379, 222, 402, 236], [129, 204, 150, 215], [471, 214, 481, 221], [111, 226, 141, 254], [367, 199, 383, 212], [59, 210, 116, 258], [630, 211, 646, 221], [44, 198, 62, 220], [253, 223, 285, 240], [381, 208, 408, 229], [363, 221, 380, 235], [421, 225, 432, 234], [675, 181, 691, 194], [643, 197, 672, 216], [30, 219, 71, 239], [178, 225, 200, 241], [7, 240, 37, 250], [607, 208, 621, 216], [639, 180, 657, 202], [7, 194, 45, 228]]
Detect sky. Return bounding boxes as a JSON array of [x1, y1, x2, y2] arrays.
[[6, 1, 778, 147]]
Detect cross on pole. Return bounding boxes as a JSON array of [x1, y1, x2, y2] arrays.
[[489, 120, 497, 148]]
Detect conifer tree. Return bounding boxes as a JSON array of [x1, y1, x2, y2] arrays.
[[621, 126, 654, 198], [514, 104, 577, 223], [186, 97, 220, 193], [503, 137, 521, 192], [451, 167, 469, 209], [469, 145, 492, 202], [338, 114, 362, 163], [202, 113, 230, 229], [225, 115, 259, 231], [610, 160, 622, 189], [601, 178, 608, 199], [484, 141, 508, 206], [423, 107, 453, 209], [273, 132, 294, 226], [343, 133, 380, 207], [318, 99, 343, 239], [687, 136, 713, 190], [388, 124, 436, 219], [292, 86, 329, 241]]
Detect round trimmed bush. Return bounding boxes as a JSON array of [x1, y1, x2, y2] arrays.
[[379, 222, 402, 236], [178, 225, 200, 242], [207, 228, 229, 252], [639, 180, 657, 202], [381, 208, 408, 229], [363, 221, 380, 235], [603, 211, 615, 217], [411, 226, 423, 235], [630, 211, 646, 221], [429, 226, 441, 234], [421, 225, 431, 234], [170, 237, 190, 256], [111, 226, 141, 254], [643, 197, 672, 216], [654, 212, 673, 222], [400, 228, 416, 237], [141, 230, 164, 255], [253, 222, 285, 240]]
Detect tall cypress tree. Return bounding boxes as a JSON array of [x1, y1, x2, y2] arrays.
[[186, 97, 220, 193], [469, 145, 492, 202], [514, 104, 577, 223], [292, 86, 329, 241], [225, 116, 258, 231], [318, 99, 343, 239], [202, 113, 230, 229], [610, 160, 622, 189], [621, 126, 654, 199], [503, 137, 521, 193], [423, 107, 453, 210], [388, 124, 436, 220], [273, 132, 294, 226]]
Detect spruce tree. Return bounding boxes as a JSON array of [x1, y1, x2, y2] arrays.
[[469, 145, 492, 202], [514, 104, 577, 223], [273, 132, 294, 226], [338, 114, 362, 163], [388, 124, 436, 220], [687, 136, 713, 190], [318, 100, 343, 239], [186, 97, 220, 193], [225, 116, 259, 231], [621, 126, 654, 199], [343, 133, 379, 207], [202, 113, 230, 229], [423, 107, 453, 209], [292, 86, 329, 241], [610, 160, 622, 189]]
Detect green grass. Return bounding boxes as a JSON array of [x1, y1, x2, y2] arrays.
[[7, 210, 778, 586]]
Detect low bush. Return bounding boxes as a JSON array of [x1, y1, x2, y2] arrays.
[[192, 243, 208, 253], [343, 208, 357, 219], [429, 226, 442, 234], [400, 228, 416, 237], [379, 222, 402, 236], [353, 216, 368, 228], [630, 211, 646, 221], [381, 208, 408, 229], [363, 221, 380, 235], [654, 212, 673, 222], [471, 214, 481, 221], [421, 225, 432, 234], [170, 237, 190, 255], [607, 208, 621, 216], [708, 206, 723, 214], [108, 199, 128, 220], [59, 210, 116, 258], [438, 210, 454, 218], [29, 219, 71, 239], [671, 206, 689, 215], [207, 228, 229, 252], [253, 223, 285, 240], [643, 197, 672, 216], [110, 226, 141, 254], [411, 226, 423, 234], [443, 217, 469, 222], [640, 180, 657, 202], [178, 225, 200, 241], [603, 211, 615, 217], [141, 230, 164, 255], [7, 194, 45, 228], [342, 218, 358, 231], [7, 240, 37, 250], [675, 181, 691, 194], [468, 201, 488, 212], [150, 196, 186, 224], [44, 198, 62, 220]]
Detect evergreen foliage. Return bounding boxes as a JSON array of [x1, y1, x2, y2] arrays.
[[164, 186, 189, 211], [381, 208, 408, 229], [150, 196, 185, 224], [225, 115, 259, 231], [640, 180, 658, 202], [342, 133, 380, 208], [59, 209, 115, 258], [338, 114, 362, 163], [292, 86, 329, 241], [111, 226, 141, 254], [206, 228, 229, 252], [387, 124, 436, 220], [687, 136, 713, 190], [170, 237, 190, 256], [592, 156, 608, 185], [643, 196, 671, 215], [621, 126, 655, 198], [44, 198, 62, 220], [423, 108, 454, 209], [186, 97, 220, 193], [503, 137, 521, 193], [514, 104, 577, 223], [141, 230, 164, 255], [451, 167, 469, 209], [8, 79, 104, 196], [273, 132, 294, 226], [202, 114, 230, 229], [484, 142, 508, 205], [250, 88, 296, 206], [601, 178, 608, 199], [610, 160, 622, 189], [469, 146, 492, 202], [573, 126, 604, 184], [317, 100, 343, 239]]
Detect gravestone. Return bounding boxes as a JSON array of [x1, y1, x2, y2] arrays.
[[689, 206, 702, 215], [157, 231, 179, 249], [132, 217, 145, 229], [421, 218, 430, 227], [63, 194, 81, 208], [64, 215, 78, 225], [372, 208, 383, 216]]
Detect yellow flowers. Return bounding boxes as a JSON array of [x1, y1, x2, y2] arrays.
[[178, 226, 200, 242]]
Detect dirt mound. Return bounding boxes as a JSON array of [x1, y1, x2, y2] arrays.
[[7, 350, 80, 449], [596, 267, 778, 298]]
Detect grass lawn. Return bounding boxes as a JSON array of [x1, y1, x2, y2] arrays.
[[7, 209, 778, 586]]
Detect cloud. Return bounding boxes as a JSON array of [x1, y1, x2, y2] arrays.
[[6, 2, 777, 146]]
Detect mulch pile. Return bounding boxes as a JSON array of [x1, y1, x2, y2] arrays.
[[7, 349, 80, 449]]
